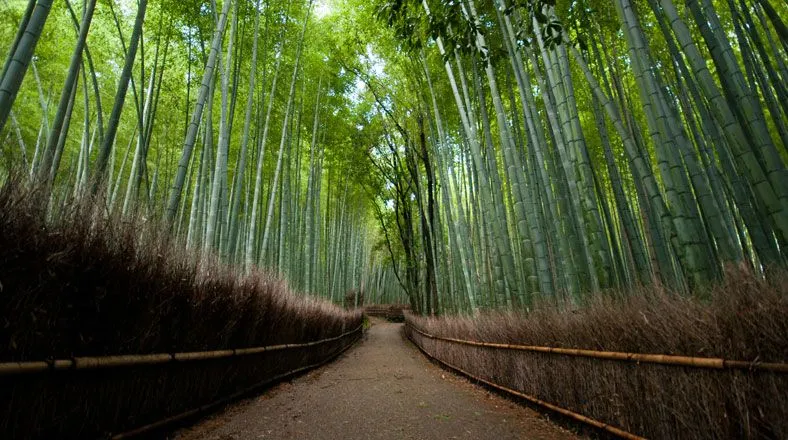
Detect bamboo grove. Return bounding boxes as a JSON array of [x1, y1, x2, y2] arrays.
[[1, 0, 786, 315], [342, 0, 788, 313], [0, 0, 406, 305]]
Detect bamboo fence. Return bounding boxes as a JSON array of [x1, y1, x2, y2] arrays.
[[407, 329, 646, 440], [109, 331, 361, 439], [406, 322, 788, 373], [0, 325, 362, 376], [363, 304, 409, 320]]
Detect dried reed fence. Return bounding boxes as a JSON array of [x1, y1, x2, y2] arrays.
[[1, 328, 361, 439], [407, 332, 645, 440], [405, 272, 788, 439], [110, 335, 360, 440], [0, 180, 364, 438], [407, 325, 788, 373], [364, 304, 410, 321]]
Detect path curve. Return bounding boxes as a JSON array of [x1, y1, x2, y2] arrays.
[[174, 318, 579, 440]]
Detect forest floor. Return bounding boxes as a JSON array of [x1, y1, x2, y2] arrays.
[[173, 318, 580, 440]]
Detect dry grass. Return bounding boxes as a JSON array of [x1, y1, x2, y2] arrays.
[[0, 178, 361, 438], [406, 272, 788, 439]]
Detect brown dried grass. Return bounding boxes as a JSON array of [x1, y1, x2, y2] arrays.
[[406, 271, 788, 439], [0, 178, 361, 438]]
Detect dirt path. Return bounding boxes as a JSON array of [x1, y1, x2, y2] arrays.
[[174, 319, 579, 440]]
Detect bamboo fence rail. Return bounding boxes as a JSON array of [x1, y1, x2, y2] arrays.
[[406, 322, 788, 373], [406, 329, 646, 440], [0, 325, 362, 376]]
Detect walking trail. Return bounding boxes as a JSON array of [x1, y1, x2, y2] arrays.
[[174, 318, 580, 440]]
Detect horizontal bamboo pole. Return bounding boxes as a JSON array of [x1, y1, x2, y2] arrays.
[[406, 322, 788, 373], [407, 332, 646, 440], [0, 325, 362, 376], [110, 332, 361, 439]]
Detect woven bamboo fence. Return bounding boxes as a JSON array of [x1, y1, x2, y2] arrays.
[[405, 319, 787, 439], [363, 304, 409, 321], [406, 323, 788, 373], [0, 325, 363, 439]]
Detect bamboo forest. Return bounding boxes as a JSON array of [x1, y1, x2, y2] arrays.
[[0, 0, 786, 438]]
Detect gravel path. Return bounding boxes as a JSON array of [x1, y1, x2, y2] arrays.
[[174, 319, 579, 440]]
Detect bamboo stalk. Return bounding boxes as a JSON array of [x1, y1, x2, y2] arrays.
[[407, 331, 645, 440], [406, 322, 788, 373], [0, 325, 361, 376]]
